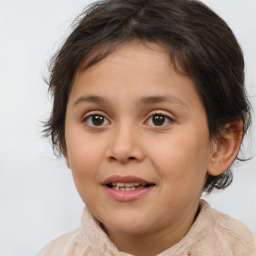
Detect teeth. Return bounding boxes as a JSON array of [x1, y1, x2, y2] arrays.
[[110, 182, 149, 191], [112, 182, 145, 187], [127, 187, 135, 191], [125, 183, 144, 187], [113, 186, 139, 191], [124, 183, 134, 188]]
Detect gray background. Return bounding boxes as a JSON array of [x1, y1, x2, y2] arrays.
[[0, 0, 255, 255]]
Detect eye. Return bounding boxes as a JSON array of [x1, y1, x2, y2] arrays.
[[146, 114, 173, 127], [83, 114, 110, 127]]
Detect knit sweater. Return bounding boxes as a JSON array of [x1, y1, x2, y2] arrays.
[[36, 201, 256, 256]]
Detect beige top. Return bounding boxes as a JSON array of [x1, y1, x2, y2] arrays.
[[36, 201, 256, 256]]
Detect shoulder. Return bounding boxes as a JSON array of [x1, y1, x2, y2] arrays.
[[212, 206, 253, 239], [36, 228, 89, 256], [202, 201, 256, 255]]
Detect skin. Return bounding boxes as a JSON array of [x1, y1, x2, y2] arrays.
[[64, 41, 241, 256]]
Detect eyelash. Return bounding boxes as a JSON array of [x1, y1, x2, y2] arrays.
[[82, 111, 174, 128], [145, 113, 174, 127], [82, 112, 110, 127]]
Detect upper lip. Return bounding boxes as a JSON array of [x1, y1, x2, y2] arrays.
[[102, 175, 155, 185]]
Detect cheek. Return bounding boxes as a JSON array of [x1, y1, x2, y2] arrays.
[[65, 133, 106, 194], [149, 129, 211, 187], [66, 140, 105, 206], [66, 129, 103, 169]]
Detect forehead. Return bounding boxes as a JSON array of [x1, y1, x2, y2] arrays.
[[68, 42, 206, 119], [78, 40, 171, 74]]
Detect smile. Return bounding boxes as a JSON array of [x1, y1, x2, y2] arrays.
[[107, 182, 151, 191], [102, 176, 155, 202]]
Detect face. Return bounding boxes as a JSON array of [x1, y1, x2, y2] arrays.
[[65, 42, 216, 242]]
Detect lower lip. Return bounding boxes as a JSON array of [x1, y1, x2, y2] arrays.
[[103, 186, 154, 202]]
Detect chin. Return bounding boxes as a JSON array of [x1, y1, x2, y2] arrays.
[[100, 213, 154, 235]]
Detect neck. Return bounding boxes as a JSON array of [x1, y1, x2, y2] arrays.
[[104, 201, 201, 256]]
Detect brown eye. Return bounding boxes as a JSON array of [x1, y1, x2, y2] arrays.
[[146, 114, 172, 127], [84, 114, 110, 127], [152, 115, 165, 126], [92, 115, 104, 126]]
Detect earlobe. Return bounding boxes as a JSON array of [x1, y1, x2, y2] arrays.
[[207, 121, 243, 176], [65, 153, 71, 169]]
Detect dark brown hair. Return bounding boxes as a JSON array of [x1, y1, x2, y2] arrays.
[[44, 0, 251, 193]]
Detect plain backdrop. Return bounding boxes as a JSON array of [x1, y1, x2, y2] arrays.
[[0, 0, 255, 255]]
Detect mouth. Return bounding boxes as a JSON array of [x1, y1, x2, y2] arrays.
[[106, 182, 152, 191], [102, 175, 155, 202]]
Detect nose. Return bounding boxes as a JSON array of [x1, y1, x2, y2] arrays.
[[105, 123, 145, 164]]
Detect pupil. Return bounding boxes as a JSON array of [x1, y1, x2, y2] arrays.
[[92, 115, 104, 126], [153, 115, 165, 126]]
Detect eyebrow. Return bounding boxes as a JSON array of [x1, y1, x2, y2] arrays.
[[138, 95, 188, 110], [73, 95, 188, 110], [73, 95, 108, 106]]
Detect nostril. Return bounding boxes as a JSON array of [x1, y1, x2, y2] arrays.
[[128, 156, 136, 161], [109, 156, 117, 161], [108, 156, 137, 162]]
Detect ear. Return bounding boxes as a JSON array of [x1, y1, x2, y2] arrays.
[[64, 152, 71, 169], [207, 121, 243, 176]]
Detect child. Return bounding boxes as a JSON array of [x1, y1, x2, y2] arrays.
[[37, 0, 256, 255]]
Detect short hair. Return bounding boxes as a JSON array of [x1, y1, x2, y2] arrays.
[[43, 0, 251, 193]]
